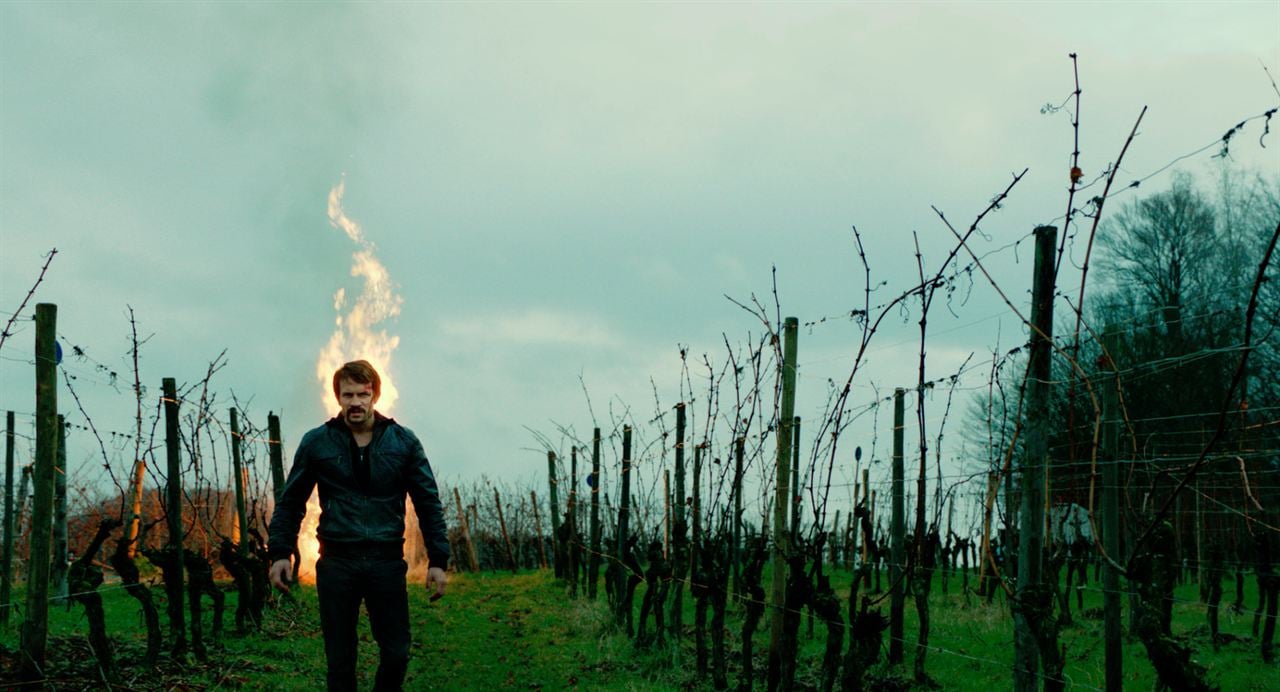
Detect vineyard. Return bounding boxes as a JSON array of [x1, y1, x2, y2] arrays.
[[2, 57, 1279, 692]]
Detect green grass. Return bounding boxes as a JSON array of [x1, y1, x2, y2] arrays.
[[797, 568, 1276, 691], [0, 567, 1275, 689], [0, 572, 671, 690]]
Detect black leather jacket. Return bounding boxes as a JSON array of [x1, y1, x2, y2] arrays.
[[267, 413, 450, 569]]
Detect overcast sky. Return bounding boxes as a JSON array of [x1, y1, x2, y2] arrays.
[[2, 2, 1278, 520]]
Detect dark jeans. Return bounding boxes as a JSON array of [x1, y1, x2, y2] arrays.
[[316, 555, 411, 691]]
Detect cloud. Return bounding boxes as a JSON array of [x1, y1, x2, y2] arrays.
[[438, 309, 620, 349]]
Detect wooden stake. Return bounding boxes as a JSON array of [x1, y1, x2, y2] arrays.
[[831, 509, 842, 564], [663, 470, 671, 559], [691, 442, 703, 585], [15, 465, 30, 546], [267, 413, 285, 503], [1, 410, 14, 628], [732, 436, 744, 593], [547, 451, 561, 577], [615, 425, 633, 624], [126, 457, 145, 559], [767, 317, 799, 688], [531, 490, 547, 569], [890, 387, 906, 664], [1101, 326, 1123, 691], [670, 403, 687, 643], [52, 416, 68, 602], [453, 488, 479, 571], [861, 468, 870, 575], [230, 409, 249, 552], [588, 428, 602, 599], [495, 488, 516, 573], [870, 487, 879, 588], [162, 377, 187, 658], [1013, 226, 1056, 691], [20, 304, 58, 680], [791, 415, 802, 542], [569, 446, 579, 597]]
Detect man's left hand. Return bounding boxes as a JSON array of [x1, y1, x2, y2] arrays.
[[427, 566, 447, 601]]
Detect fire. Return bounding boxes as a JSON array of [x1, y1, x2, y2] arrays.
[[296, 177, 405, 584], [317, 176, 403, 412]]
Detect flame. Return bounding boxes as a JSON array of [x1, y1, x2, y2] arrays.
[[317, 177, 403, 412], [296, 177, 405, 584]]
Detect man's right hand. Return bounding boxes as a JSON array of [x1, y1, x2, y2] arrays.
[[269, 558, 293, 594]]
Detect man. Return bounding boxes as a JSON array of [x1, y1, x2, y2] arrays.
[[268, 360, 449, 691]]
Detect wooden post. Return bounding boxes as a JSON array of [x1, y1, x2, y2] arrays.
[[52, 416, 68, 602], [1101, 326, 1123, 691], [494, 488, 516, 573], [691, 442, 705, 672], [1013, 225, 1056, 691], [588, 427, 602, 599], [732, 436, 744, 593], [670, 403, 687, 643], [230, 408, 249, 552], [162, 377, 187, 657], [791, 416, 802, 542], [1195, 476, 1203, 594], [979, 472, 997, 592], [615, 425, 633, 624], [767, 317, 799, 688], [569, 446, 579, 596], [890, 387, 906, 664], [946, 497, 955, 578], [1173, 494, 1183, 583], [531, 490, 547, 569], [832, 509, 842, 565], [1, 410, 13, 628], [267, 413, 285, 503], [869, 488, 878, 589], [20, 303, 58, 680], [453, 488, 479, 571], [1003, 449, 1016, 578], [861, 468, 870, 581], [663, 470, 671, 558], [547, 451, 561, 578], [691, 442, 703, 587], [125, 457, 146, 559], [15, 465, 30, 545]]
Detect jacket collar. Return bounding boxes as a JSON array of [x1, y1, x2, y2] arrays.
[[324, 411, 395, 434], [325, 409, 394, 427]]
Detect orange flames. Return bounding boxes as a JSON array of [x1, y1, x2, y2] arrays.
[[295, 177, 404, 584]]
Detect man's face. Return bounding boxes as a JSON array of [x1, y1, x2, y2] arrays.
[[337, 378, 377, 428]]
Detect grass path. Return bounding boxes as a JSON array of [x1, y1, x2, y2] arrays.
[[0, 570, 669, 690]]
